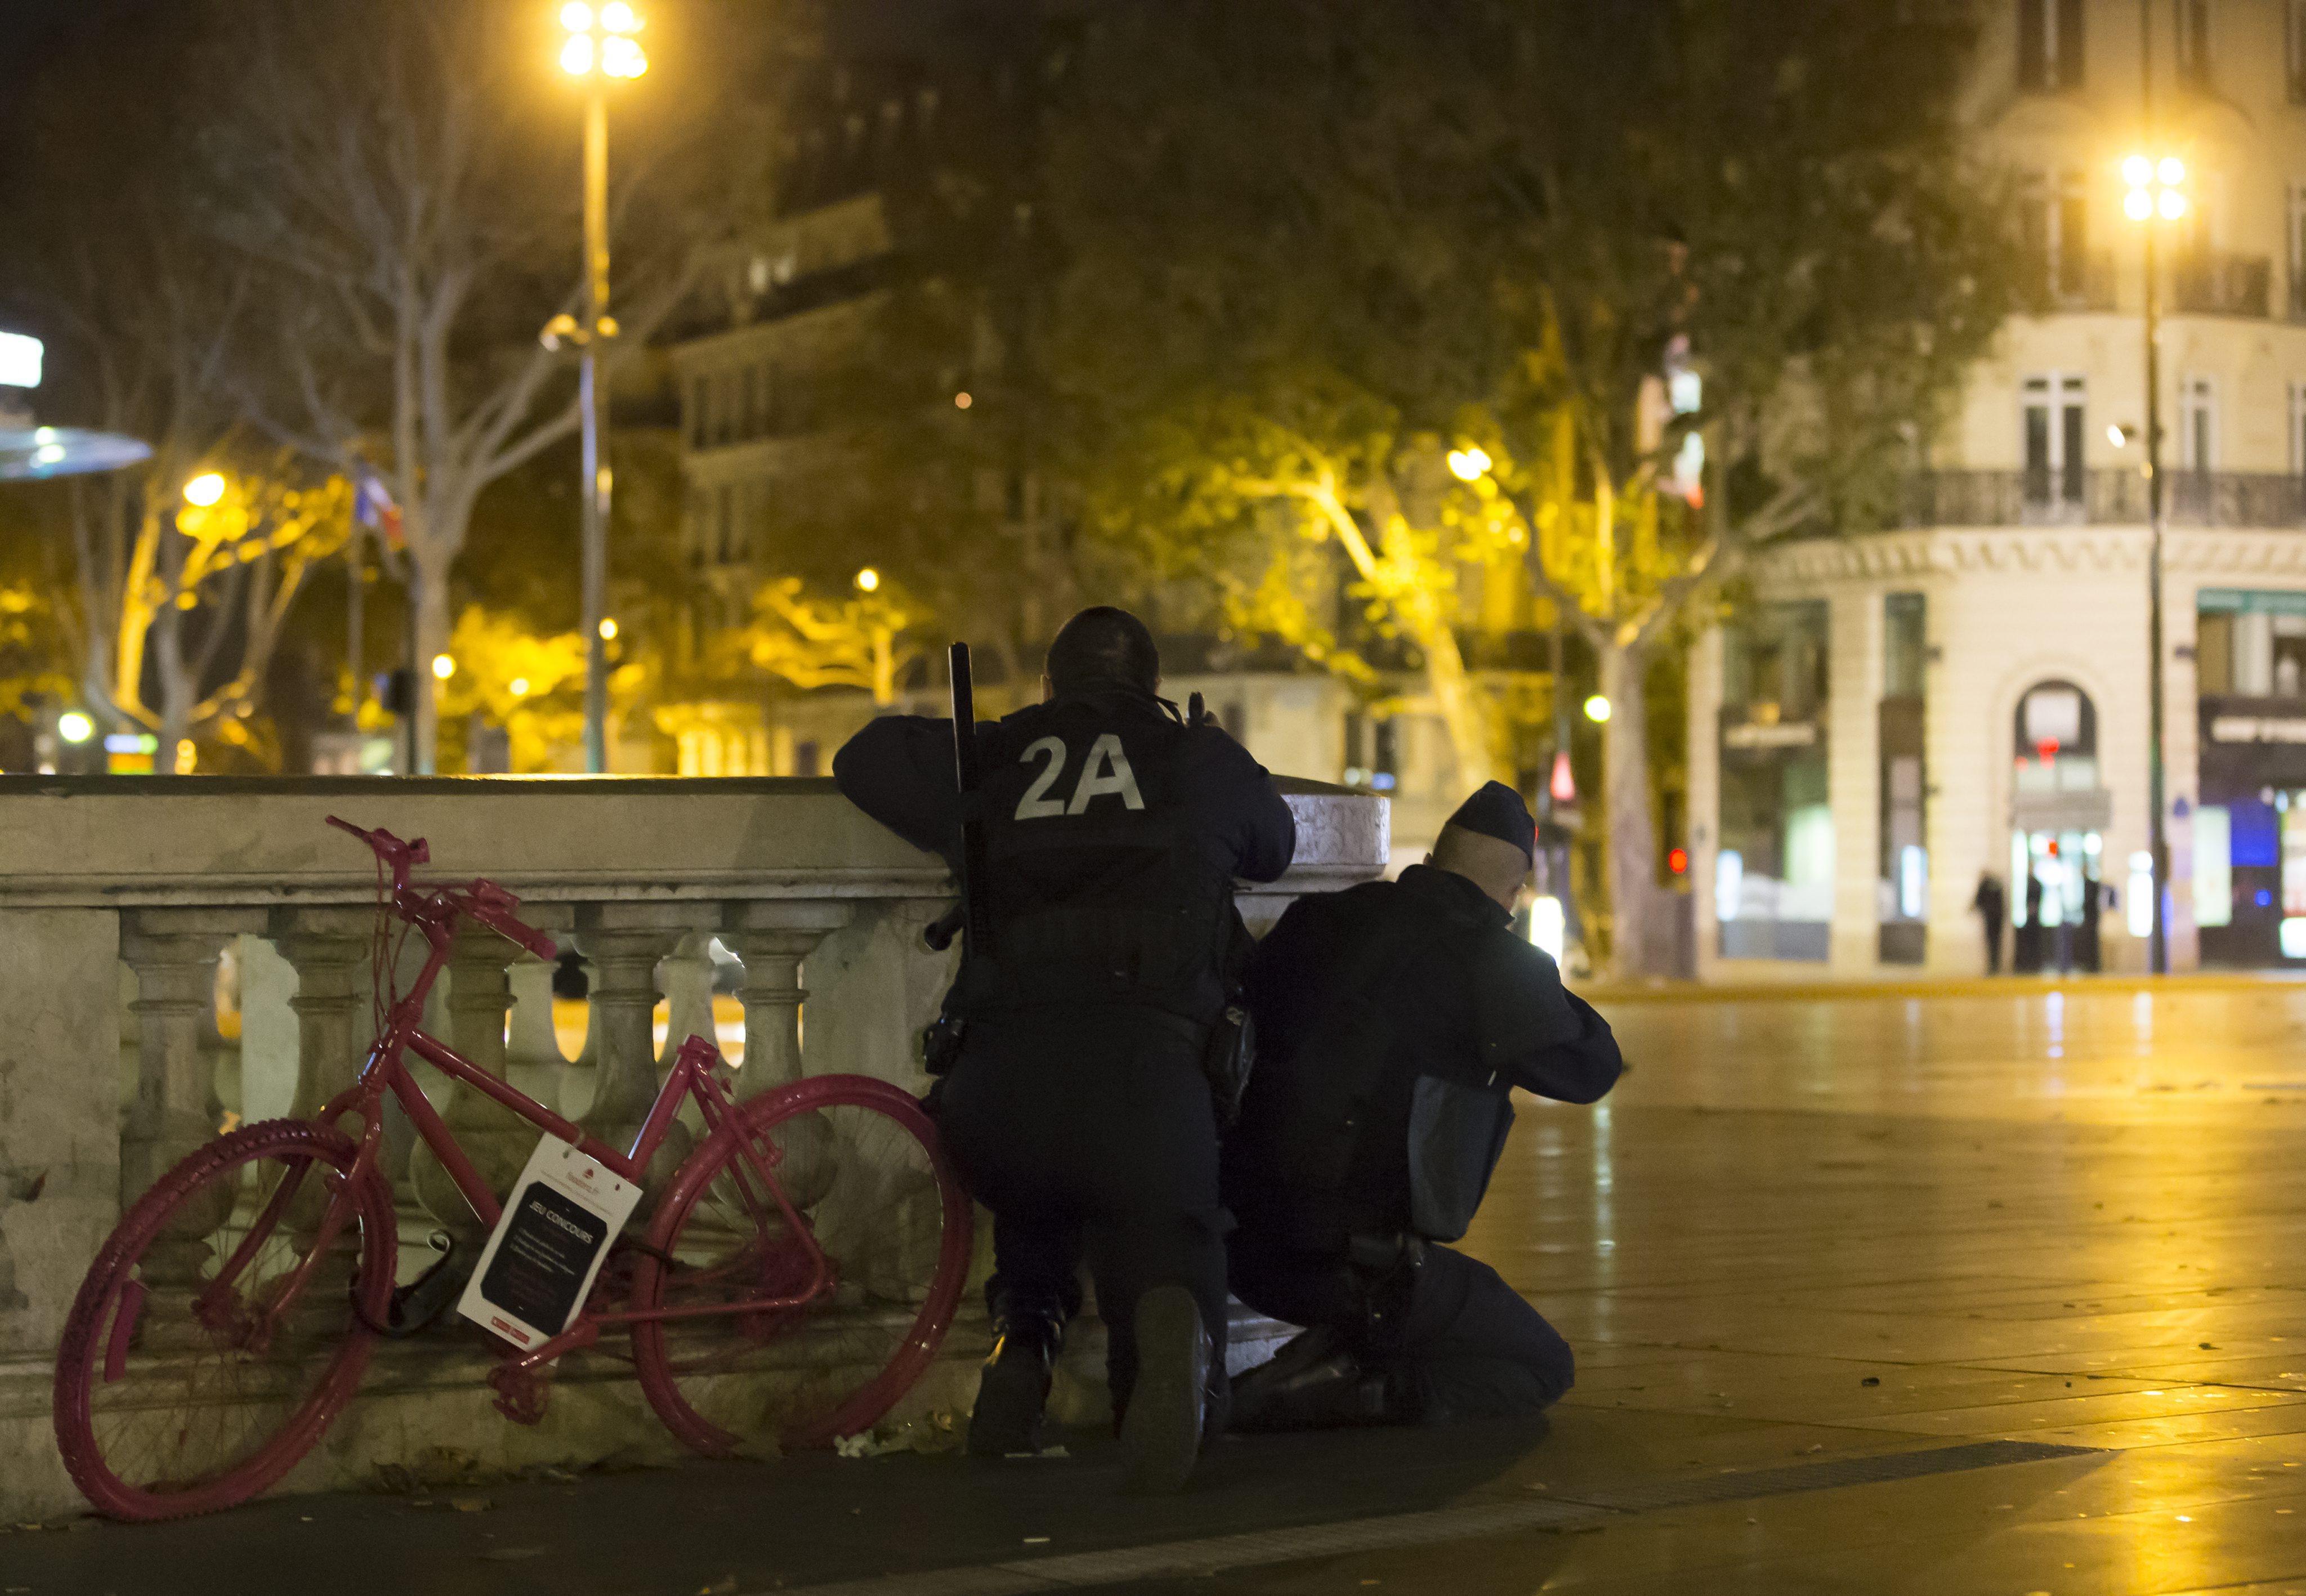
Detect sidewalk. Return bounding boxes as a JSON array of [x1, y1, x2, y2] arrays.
[[1584, 967, 2306, 1004]]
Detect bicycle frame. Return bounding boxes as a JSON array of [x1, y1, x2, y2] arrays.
[[260, 821, 838, 1377]]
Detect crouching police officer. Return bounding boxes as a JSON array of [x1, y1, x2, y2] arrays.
[[833, 607, 1296, 1491], [1224, 781, 1620, 1430]]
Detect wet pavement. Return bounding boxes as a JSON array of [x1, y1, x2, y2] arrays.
[[12, 979, 2306, 1595]]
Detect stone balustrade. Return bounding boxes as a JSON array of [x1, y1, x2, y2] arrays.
[[0, 774, 1386, 1519]]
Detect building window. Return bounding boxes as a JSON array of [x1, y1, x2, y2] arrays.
[[689, 375, 710, 450], [2022, 373, 2086, 509], [2181, 375, 2217, 472], [2176, 0, 2213, 88], [2018, 0, 2084, 91], [716, 485, 735, 565], [2290, 185, 2306, 318], [2291, 0, 2306, 102], [2022, 169, 2092, 305]]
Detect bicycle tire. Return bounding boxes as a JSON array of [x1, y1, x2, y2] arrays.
[[53, 1119, 397, 1521], [631, 1075, 972, 1455]]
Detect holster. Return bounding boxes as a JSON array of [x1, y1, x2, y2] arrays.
[[921, 1013, 968, 1078], [1202, 1000, 1254, 1126], [1344, 1230, 1426, 1356]]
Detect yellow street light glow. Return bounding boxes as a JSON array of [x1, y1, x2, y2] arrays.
[[432, 654, 456, 681], [601, 34, 647, 77], [2159, 188, 2188, 220], [601, 1, 638, 32], [561, 2, 593, 30], [1583, 695, 1611, 723], [855, 567, 881, 593], [560, 33, 595, 75], [598, 618, 619, 641], [1447, 447, 1492, 482], [2125, 187, 2154, 221], [2122, 154, 2154, 187], [954, 391, 972, 409], [183, 472, 226, 507], [510, 677, 531, 698], [2159, 156, 2186, 186], [2108, 424, 2129, 448], [56, 712, 93, 744]]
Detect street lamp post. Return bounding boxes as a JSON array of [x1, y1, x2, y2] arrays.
[[2124, 150, 2187, 975], [557, 3, 647, 775]]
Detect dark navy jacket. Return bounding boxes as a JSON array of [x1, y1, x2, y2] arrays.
[[834, 681, 1297, 1024], [1228, 864, 1622, 1245]]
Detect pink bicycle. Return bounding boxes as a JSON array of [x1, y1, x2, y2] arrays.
[[52, 817, 973, 1521]]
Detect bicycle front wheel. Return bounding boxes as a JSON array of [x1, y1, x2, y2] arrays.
[[632, 1075, 972, 1455], [52, 1119, 397, 1521]]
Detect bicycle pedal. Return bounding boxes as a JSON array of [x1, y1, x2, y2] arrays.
[[487, 1361, 553, 1426]]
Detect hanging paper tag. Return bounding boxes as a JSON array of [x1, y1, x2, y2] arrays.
[[457, 1137, 642, 1352]]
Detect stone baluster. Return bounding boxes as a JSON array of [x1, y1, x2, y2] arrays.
[[573, 904, 715, 1192], [656, 931, 722, 1069], [503, 954, 569, 1114], [721, 903, 854, 1101], [410, 906, 574, 1243], [268, 908, 376, 1129], [119, 909, 267, 1285]]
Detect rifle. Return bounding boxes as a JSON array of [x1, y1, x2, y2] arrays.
[[923, 642, 991, 956]]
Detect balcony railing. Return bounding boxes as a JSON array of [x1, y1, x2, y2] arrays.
[[0, 776, 1385, 1518], [2019, 249, 2117, 314], [2171, 251, 2273, 318], [1902, 469, 2306, 529]]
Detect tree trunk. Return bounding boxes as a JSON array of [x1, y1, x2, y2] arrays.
[[410, 555, 452, 776], [152, 605, 196, 768], [1598, 638, 1665, 978]]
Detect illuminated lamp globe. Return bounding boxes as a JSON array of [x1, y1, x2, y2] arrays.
[[601, 35, 646, 77], [598, 618, 619, 642], [561, 2, 593, 30], [509, 677, 531, 698], [855, 567, 881, 593], [57, 712, 94, 744], [2121, 154, 2153, 187], [560, 33, 595, 75], [183, 472, 226, 507], [2158, 156, 2186, 186], [432, 654, 456, 681], [601, 1, 638, 32], [1583, 695, 1611, 723], [2158, 189, 2187, 221], [2124, 188, 2153, 221]]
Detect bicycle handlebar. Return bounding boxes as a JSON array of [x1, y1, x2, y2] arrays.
[[327, 815, 556, 960]]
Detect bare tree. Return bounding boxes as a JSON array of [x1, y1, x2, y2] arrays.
[[207, 1, 706, 770]]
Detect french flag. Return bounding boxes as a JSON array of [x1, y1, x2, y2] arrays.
[[354, 473, 404, 551]]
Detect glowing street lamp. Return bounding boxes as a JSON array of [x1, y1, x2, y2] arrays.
[[557, 1, 647, 773], [56, 711, 94, 744], [1583, 695, 1611, 724], [854, 567, 881, 593], [182, 472, 226, 508], [1447, 447, 1492, 482], [432, 654, 457, 681], [2122, 145, 2188, 977]]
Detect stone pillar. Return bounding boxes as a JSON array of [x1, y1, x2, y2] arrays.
[[119, 909, 267, 1284], [571, 904, 714, 1191], [721, 903, 854, 1101], [0, 909, 121, 1360], [1826, 588, 1883, 974]]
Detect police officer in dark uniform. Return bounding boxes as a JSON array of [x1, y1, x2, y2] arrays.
[[833, 607, 1296, 1491], [1224, 781, 1620, 1430]]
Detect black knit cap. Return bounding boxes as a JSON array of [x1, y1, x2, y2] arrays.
[[1444, 780, 1536, 863]]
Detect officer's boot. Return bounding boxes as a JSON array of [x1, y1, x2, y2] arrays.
[[1119, 1285, 1210, 1494], [968, 1296, 1067, 1458], [1228, 1337, 1396, 1432]]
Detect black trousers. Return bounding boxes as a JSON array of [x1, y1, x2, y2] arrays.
[[935, 1007, 1228, 1409], [1229, 1229, 1573, 1424]]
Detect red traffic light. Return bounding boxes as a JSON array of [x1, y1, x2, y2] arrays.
[[1667, 847, 1688, 875]]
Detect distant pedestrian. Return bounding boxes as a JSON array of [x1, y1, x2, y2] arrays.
[[1972, 870, 2006, 975], [2015, 872, 2045, 974]]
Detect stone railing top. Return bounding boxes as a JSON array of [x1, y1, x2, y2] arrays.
[[0, 775, 1388, 909]]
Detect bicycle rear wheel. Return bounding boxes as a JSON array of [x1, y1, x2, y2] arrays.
[[632, 1075, 972, 1455], [52, 1120, 396, 1520]]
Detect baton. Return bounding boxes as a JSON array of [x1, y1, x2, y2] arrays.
[[942, 641, 994, 958]]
